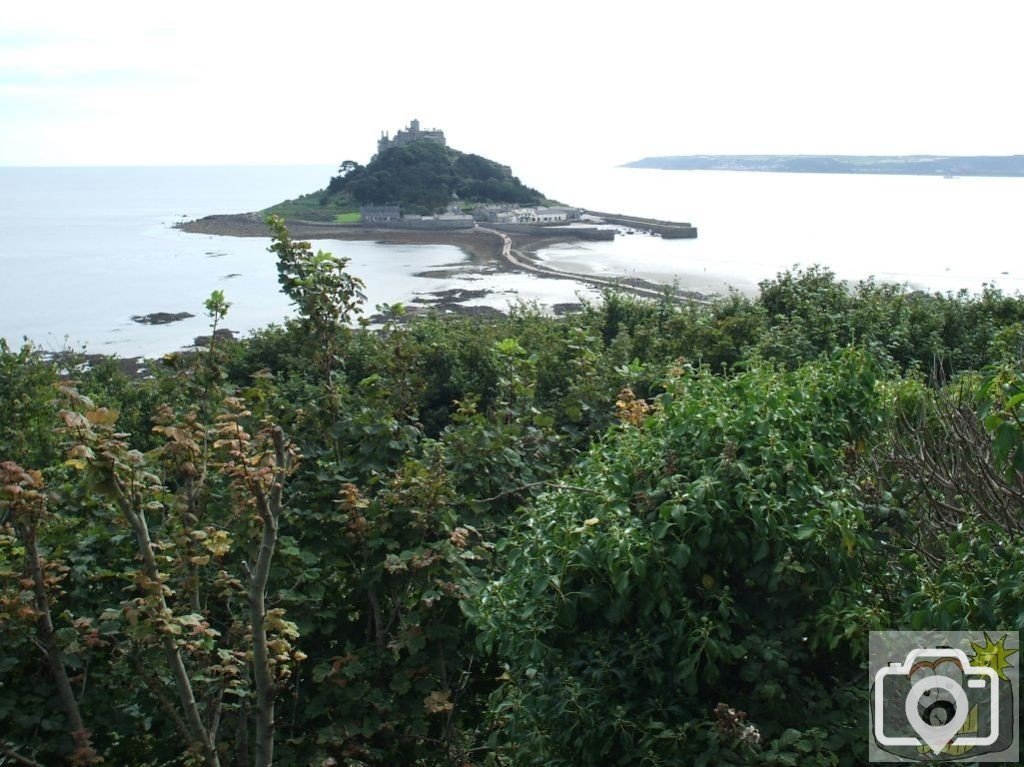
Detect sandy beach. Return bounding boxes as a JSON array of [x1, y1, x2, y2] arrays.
[[179, 214, 508, 262], [177, 215, 709, 303]]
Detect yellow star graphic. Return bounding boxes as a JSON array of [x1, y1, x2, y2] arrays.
[[968, 632, 1018, 682]]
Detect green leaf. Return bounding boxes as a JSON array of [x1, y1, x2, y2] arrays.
[[670, 543, 691, 568], [794, 524, 816, 540], [651, 520, 672, 540]]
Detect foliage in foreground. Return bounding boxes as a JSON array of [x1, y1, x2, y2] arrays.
[[2, 230, 1024, 765], [473, 351, 890, 765]]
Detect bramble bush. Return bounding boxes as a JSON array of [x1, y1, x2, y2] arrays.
[[470, 351, 893, 765], [5, 225, 1024, 765]]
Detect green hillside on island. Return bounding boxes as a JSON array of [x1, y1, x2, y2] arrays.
[[265, 141, 546, 222], [624, 154, 1024, 177]]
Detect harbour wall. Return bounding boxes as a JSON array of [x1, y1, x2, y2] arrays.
[[359, 218, 475, 231], [488, 223, 615, 240], [584, 210, 698, 239]]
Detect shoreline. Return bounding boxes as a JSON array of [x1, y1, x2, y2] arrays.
[[27, 213, 709, 376], [176, 214, 711, 303], [179, 214, 506, 261]]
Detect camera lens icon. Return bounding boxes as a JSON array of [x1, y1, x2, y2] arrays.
[[905, 673, 971, 753], [874, 648, 999, 754]]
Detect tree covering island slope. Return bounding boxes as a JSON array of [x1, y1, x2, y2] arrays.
[[265, 141, 546, 221]]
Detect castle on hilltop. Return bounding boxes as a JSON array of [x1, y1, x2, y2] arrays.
[[377, 119, 446, 155]]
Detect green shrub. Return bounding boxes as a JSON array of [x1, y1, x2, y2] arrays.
[[471, 351, 892, 765]]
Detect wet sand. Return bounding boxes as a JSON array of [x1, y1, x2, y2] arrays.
[[177, 215, 708, 302], [178, 215, 508, 267]]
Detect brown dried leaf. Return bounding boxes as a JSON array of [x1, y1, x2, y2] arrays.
[[85, 408, 120, 427], [424, 689, 454, 715]]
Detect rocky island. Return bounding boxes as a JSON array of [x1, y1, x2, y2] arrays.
[[179, 120, 699, 304]]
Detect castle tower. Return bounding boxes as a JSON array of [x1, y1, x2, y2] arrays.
[[375, 120, 445, 158]]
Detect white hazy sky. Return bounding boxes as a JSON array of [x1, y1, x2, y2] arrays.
[[3, 0, 1024, 176]]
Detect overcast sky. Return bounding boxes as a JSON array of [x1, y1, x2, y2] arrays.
[[3, 0, 1023, 175]]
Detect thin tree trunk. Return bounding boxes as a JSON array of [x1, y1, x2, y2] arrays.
[[183, 475, 203, 613], [21, 522, 100, 765], [248, 426, 291, 767], [249, 507, 278, 767], [116, 491, 221, 767], [130, 654, 193, 743]]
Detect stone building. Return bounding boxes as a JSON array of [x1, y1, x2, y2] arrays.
[[543, 206, 582, 221], [512, 206, 582, 224], [360, 205, 401, 222], [377, 119, 447, 154]]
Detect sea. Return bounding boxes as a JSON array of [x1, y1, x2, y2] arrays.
[[2, 164, 1023, 358]]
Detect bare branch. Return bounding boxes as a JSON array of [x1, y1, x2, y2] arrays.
[[879, 385, 1024, 561], [17, 516, 100, 765], [0, 742, 45, 767], [119, 490, 220, 766], [208, 682, 226, 745]]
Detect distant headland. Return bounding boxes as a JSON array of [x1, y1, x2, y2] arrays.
[[623, 154, 1024, 177]]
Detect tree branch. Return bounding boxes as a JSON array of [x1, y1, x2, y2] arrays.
[[114, 487, 220, 767], [249, 426, 292, 767], [0, 742, 45, 767], [19, 518, 100, 765], [130, 653, 193, 744]]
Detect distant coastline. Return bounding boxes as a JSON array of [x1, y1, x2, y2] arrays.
[[623, 154, 1024, 177]]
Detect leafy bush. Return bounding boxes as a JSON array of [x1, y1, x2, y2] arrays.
[[7, 222, 1024, 764], [471, 351, 892, 765]]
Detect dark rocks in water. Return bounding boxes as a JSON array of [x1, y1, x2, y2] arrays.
[[191, 328, 237, 347], [365, 292, 506, 324], [43, 351, 149, 379], [444, 304, 505, 318], [412, 288, 491, 303], [132, 312, 195, 325]]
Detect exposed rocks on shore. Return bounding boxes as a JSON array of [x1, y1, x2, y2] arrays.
[[131, 311, 195, 325], [44, 351, 151, 379], [191, 328, 238, 347], [39, 211, 705, 379], [175, 214, 709, 304], [413, 288, 492, 303]]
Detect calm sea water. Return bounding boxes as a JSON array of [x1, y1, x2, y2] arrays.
[[531, 164, 1024, 297], [2, 164, 1023, 357], [0, 166, 601, 357]]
